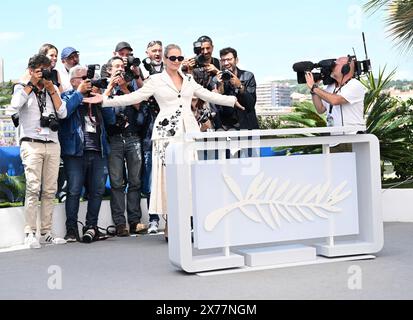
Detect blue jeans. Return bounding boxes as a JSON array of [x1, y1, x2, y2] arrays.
[[108, 135, 143, 226], [142, 149, 159, 223], [63, 151, 108, 229]]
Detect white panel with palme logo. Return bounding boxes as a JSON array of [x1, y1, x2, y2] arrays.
[[192, 153, 359, 250]]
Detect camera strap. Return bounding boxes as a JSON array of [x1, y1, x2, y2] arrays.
[[329, 79, 351, 126], [35, 89, 47, 115]]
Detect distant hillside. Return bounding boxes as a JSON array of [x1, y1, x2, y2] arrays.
[[266, 79, 413, 95]]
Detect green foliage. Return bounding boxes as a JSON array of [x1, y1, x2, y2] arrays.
[[365, 0, 413, 52], [0, 81, 13, 106], [280, 101, 326, 129], [362, 67, 413, 179], [258, 116, 281, 130], [0, 174, 26, 204]]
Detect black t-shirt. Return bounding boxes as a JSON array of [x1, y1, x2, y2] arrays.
[[192, 57, 221, 90], [79, 104, 102, 152]]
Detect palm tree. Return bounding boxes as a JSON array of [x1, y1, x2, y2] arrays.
[[364, 0, 413, 52]]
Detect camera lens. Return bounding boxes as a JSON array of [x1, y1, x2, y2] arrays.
[[222, 70, 232, 82], [82, 227, 96, 243]]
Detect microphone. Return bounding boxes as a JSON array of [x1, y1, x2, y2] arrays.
[[292, 61, 315, 72]]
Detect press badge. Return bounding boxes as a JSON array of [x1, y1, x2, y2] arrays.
[[39, 127, 50, 136], [327, 113, 334, 127], [85, 116, 97, 133]]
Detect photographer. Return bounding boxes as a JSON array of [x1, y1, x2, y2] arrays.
[[59, 66, 110, 243], [101, 41, 143, 89], [213, 47, 259, 131], [7, 54, 67, 249], [305, 56, 366, 152], [57, 47, 80, 92], [104, 56, 147, 237], [138, 40, 165, 234], [140, 40, 164, 80], [182, 36, 221, 90]]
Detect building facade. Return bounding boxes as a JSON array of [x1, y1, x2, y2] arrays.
[[256, 81, 292, 113]]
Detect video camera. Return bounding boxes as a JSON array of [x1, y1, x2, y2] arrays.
[[86, 64, 109, 89], [293, 32, 372, 85], [292, 59, 336, 85], [193, 41, 207, 68]]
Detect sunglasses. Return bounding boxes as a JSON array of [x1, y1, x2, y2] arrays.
[[167, 56, 184, 62], [72, 75, 88, 80]]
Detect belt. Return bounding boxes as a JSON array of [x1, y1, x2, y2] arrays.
[[20, 137, 55, 144], [111, 132, 139, 138]]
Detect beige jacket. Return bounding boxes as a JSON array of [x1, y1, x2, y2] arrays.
[[102, 70, 236, 140]]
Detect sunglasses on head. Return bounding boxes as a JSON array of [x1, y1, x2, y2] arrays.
[[147, 40, 162, 48], [167, 55, 184, 62]]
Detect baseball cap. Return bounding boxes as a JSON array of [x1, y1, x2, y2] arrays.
[[61, 47, 79, 60], [115, 41, 133, 52]]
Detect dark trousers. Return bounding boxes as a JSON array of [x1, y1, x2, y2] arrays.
[[142, 149, 159, 223], [63, 151, 107, 229], [108, 135, 143, 226]]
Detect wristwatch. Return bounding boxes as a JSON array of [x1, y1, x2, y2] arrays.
[[310, 84, 318, 95]]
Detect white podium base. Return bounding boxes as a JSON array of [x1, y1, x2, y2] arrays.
[[197, 254, 376, 277], [236, 244, 316, 267]]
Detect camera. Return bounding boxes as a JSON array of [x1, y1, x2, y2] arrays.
[[11, 113, 19, 128], [85, 64, 108, 90], [292, 59, 336, 85], [142, 58, 153, 73], [82, 226, 99, 243], [221, 70, 233, 82], [124, 55, 141, 83], [193, 41, 207, 68], [91, 78, 109, 90], [40, 114, 59, 132], [115, 112, 129, 129], [41, 69, 53, 81], [198, 107, 216, 124], [87, 64, 100, 80], [142, 57, 162, 76]]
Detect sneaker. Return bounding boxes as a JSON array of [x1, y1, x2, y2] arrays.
[[148, 221, 159, 234], [116, 224, 130, 237], [64, 228, 79, 243], [130, 222, 148, 235], [24, 232, 41, 249], [40, 233, 67, 245]]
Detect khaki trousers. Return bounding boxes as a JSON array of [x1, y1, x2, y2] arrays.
[[20, 141, 61, 234]]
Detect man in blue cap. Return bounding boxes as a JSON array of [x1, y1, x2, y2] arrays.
[[57, 47, 80, 92]]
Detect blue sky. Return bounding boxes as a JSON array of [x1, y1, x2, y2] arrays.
[[0, 0, 411, 83]]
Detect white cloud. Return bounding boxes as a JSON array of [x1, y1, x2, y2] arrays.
[[0, 32, 24, 42]]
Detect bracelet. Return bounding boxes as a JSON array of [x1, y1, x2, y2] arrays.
[[49, 91, 57, 96]]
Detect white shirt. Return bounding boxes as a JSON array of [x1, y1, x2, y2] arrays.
[[322, 78, 366, 132], [8, 84, 67, 143], [55, 64, 72, 92]]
